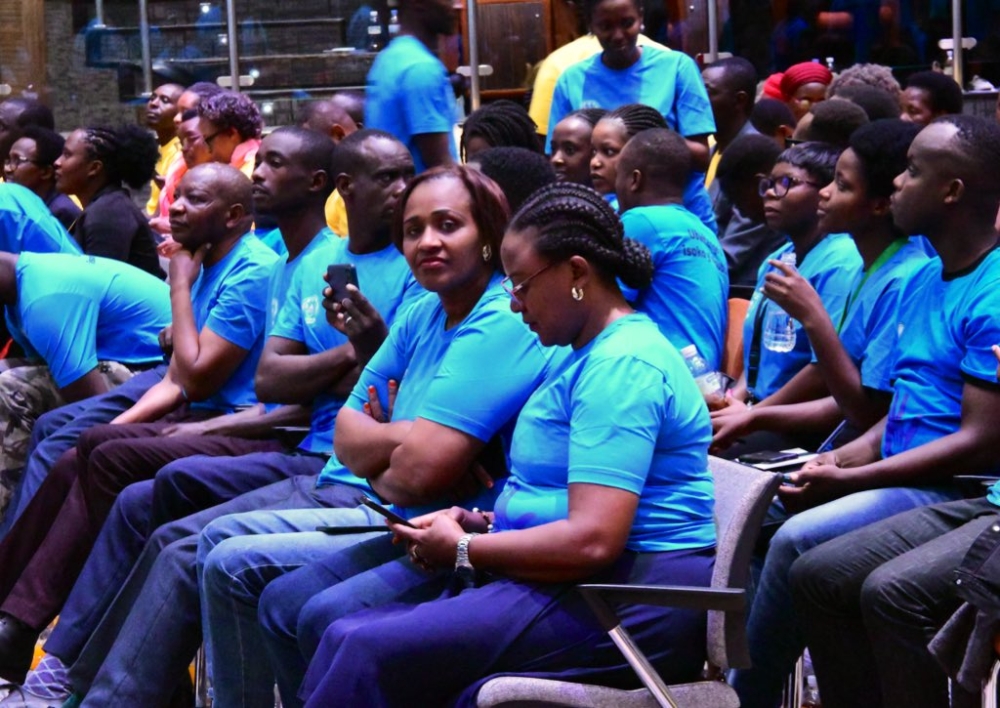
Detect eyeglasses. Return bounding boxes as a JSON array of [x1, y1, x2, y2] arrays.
[[4, 156, 39, 169], [201, 130, 223, 149], [758, 174, 823, 198], [501, 263, 553, 301]]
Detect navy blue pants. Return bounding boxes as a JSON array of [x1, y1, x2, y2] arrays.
[[295, 545, 715, 708]]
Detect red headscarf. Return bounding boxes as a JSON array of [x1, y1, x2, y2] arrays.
[[779, 62, 833, 100]]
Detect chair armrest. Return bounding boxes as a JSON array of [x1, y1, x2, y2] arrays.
[[954, 475, 999, 499], [578, 584, 745, 631]]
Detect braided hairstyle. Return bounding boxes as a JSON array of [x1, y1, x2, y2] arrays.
[[461, 100, 541, 161], [602, 103, 668, 138], [510, 182, 653, 290], [567, 107, 608, 127], [81, 123, 159, 190]]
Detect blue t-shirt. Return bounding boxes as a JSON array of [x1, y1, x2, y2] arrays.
[[494, 313, 715, 553], [317, 276, 563, 517], [8, 253, 170, 388], [743, 233, 862, 401], [266, 229, 338, 335], [365, 35, 457, 173], [547, 46, 718, 233], [188, 234, 281, 412], [883, 249, 1000, 460], [255, 227, 289, 259], [0, 183, 81, 255], [271, 237, 423, 454], [621, 204, 729, 370], [830, 239, 928, 393]]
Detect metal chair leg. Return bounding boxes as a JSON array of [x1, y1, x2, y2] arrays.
[[982, 659, 999, 708], [782, 654, 804, 708], [195, 644, 211, 708]]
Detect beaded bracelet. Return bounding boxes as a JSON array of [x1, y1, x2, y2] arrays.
[[471, 507, 494, 533]]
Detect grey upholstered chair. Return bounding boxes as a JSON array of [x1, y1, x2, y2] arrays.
[[477, 456, 782, 708]]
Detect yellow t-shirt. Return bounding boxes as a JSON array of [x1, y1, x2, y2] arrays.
[[528, 34, 669, 136], [146, 136, 181, 215], [325, 191, 349, 238], [705, 135, 720, 188]]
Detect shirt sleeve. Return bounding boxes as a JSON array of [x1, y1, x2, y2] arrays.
[[417, 302, 549, 441], [77, 196, 139, 262], [21, 293, 99, 388], [568, 355, 668, 494], [400, 60, 454, 137], [202, 260, 275, 353], [546, 73, 575, 152], [960, 278, 1000, 386], [671, 53, 717, 138], [269, 266, 308, 344]]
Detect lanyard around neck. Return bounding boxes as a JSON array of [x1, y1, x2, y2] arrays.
[[837, 237, 908, 333]]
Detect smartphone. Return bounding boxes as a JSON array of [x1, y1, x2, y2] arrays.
[[738, 450, 801, 465], [327, 263, 358, 302], [357, 494, 415, 528], [780, 472, 803, 486]]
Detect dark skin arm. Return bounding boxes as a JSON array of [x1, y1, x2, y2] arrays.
[[780, 382, 1000, 511], [686, 134, 711, 172], [392, 484, 639, 583], [59, 367, 111, 403], [255, 337, 357, 405], [411, 133, 455, 171], [159, 402, 312, 438]]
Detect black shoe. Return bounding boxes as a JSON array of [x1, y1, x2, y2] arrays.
[[0, 614, 38, 684]]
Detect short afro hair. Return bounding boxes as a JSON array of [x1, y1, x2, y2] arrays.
[[717, 133, 782, 193], [827, 63, 902, 101], [847, 119, 921, 198], [18, 126, 64, 168], [706, 56, 758, 100], [905, 71, 964, 115], [801, 99, 869, 148], [750, 98, 796, 136], [832, 85, 902, 121], [776, 141, 841, 185], [197, 90, 263, 141]]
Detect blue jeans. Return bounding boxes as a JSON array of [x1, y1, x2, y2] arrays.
[[199, 506, 385, 708], [730, 484, 961, 708], [0, 365, 164, 538]]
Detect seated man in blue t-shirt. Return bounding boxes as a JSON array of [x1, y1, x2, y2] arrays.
[[614, 128, 728, 373], [0, 163, 280, 673], [731, 115, 1000, 708], [0, 252, 170, 520]]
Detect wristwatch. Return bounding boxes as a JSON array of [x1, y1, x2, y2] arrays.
[[455, 532, 480, 586]]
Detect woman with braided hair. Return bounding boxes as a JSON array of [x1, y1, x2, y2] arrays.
[[460, 99, 542, 161], [591, 103, 717, 231], [550, 107, 606, 186], [296, 181, 717, 707], [54, 124, 163, 277]]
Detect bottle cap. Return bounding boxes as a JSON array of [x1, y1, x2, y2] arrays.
[[680, 344, 697, 357]]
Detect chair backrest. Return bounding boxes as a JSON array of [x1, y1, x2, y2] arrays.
[[722, 298, 750, 380], [706, 456, 781, 671]]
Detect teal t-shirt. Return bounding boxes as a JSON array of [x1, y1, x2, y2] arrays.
[[494, 313, 716, 553], [317, 276, 564, 518], [270, 236, 424, 454], [883, 249, 1000, 461], [9, 253, 170, 388], [0, 183, 81, 255], [188, 234, 281, 412], [743, 233, 863, 401], [621, 204, 729, 370]]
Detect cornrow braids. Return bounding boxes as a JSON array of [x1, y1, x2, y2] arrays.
[[568, 108, 608, 127], [81, 123, 159, 190], [461, 100, 540, 161], [511, 182, 653, 289], [604, 103, 668, 138]]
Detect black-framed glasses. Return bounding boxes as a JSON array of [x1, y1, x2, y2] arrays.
[[201, 130, 223, 149], [501, 263, 554, 301], [758, 174, 823, 198], [4, 156, 39, 169]]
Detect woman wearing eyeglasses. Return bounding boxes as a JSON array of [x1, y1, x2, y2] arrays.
[[54, 124, 163, 278], [295, 181, 716, 708], [3, 127, 80, 232], [721, 142, 862, 416]]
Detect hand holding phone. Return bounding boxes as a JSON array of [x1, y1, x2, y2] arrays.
[[326, 263, 359, 303], [358, 494, 415, 528]]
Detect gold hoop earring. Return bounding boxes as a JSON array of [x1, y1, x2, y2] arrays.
[[571, 286, 584, 301], [482, 244, 492, 262]]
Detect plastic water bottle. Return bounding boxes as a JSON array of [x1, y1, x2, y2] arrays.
[[680, 345, 725, 409], [366, 10, 383, 52], [762, 252, 798, 353], [388, 9, 400, 40]]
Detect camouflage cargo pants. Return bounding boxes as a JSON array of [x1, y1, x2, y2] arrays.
[[0, 361, 135, 521]]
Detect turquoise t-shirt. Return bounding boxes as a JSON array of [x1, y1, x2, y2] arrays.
[[494, 313, 716, 553], [270, 236, 424, 454], [621, 204, 729, 370], [883, 248, 1000, 460], [8, 253, 170, 388], [743, 233, 863, 401], [266, 228, 338, 335], [825, 239, 928, 393], [0, 183, 81, 255], [317, 276, 564, 518], [365, 35, 457, 173], [188, 234, 281, 412], [547, 46, 718, 233]]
